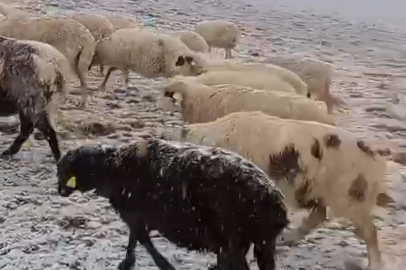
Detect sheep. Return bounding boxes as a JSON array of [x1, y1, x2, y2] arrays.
[[104, 14, 142, 30], [163, 76, 335, 125], [174, 111, 394, 270], [69, 13, 115, 76], [267, 57, 341, 113], [205, 61, 310, 98], [194, 19, 240, 59], [95, 28, 207, 92], [0, 36, 67, 161], [0, 3, 27, 19], [171, 31, 209, 53], [0, 15, 97, 107], [57, 138, 289, 270], [182, 69, 307, 96]]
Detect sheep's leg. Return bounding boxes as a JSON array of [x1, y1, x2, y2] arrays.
[[99, 67, 118, 92], [34, 111, 61, 161], [277, 205, 327, 246], [118, 227, 138, 270], [1, 110, 34, 158], [254, 242, 277, 270], [139, 232, 175, 270], [353, 218, 382, 270], [217, 240, 249, 270], [225, 49, 232, 59], [99, 63, 105, 77], [74, 66, 89, 108], [118, 221, 175, 270], [121, 68, 129, 92]]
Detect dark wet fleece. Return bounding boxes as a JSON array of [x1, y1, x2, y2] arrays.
[[57, 138, 288, 270]]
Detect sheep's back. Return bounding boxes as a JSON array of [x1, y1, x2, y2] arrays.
[[70, 13, 115, 42], [116, 139, 287, 248], [0, 16, 95, 62], [172, 31, 209, 53]]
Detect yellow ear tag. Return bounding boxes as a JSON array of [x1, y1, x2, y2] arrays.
[[66, 176, 77, 188]]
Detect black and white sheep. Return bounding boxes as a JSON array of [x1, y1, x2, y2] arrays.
[[162, 76, 335, 125], [0, 15, 96, 107], [194, 19, 240, 59], [57, 138, 288, 270], [95, 28, 207, 92], [0, 36, 67, 161], [174, 111, 394, 270]]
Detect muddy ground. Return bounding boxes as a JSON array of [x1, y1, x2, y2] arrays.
[[1, 0, 406, 269]]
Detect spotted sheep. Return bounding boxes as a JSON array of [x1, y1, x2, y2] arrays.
[[0, 36, 69, 161], [173, 111, 394, 270], [162, 75, 335, 125], [56, 138, 288, 270]]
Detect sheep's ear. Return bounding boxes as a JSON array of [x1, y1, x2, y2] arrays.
[[176, 56, 185, 66], [164, 91, 174, 98]]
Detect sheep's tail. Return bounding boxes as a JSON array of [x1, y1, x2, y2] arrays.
[[46, 68, 66, 131]]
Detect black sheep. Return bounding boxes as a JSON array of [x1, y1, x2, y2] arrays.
[[57, 138, 288, 270], [0, 36, 65, 161]]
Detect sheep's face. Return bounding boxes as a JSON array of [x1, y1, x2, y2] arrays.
[[57, 145, 115, 197], [268, 145, 303, 184], [175, 53, 207, 76]]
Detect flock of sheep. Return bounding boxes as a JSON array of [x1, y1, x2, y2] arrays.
[[0, 3, 397, 270]]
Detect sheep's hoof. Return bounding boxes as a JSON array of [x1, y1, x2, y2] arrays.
[[117, 257, 135, 270]]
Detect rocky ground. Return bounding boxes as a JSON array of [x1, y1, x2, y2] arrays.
[[1, 0, 406, 269]]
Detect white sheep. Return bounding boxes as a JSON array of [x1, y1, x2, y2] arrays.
[[185, 69, 304, 96], [173, 111, 393, 270], [205, 61, 310, 98], [0, 36, 68, 161], [163, 76, 335, 125], [0, 15, 97, 107], [69, 13, 115, 42], [95, 28, 207, 92], [171, 31, 209, 53], [194, 19, 240, 59], [0, 3, 27, 19], [268, 57, 342, 113], [69, 13, 115, 76], [104, 14, 142, 30]]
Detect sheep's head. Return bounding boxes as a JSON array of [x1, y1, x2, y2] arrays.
[[57, 145, 117, 197], [175, 52, 208, 76], [163, 76, 192, 105]]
